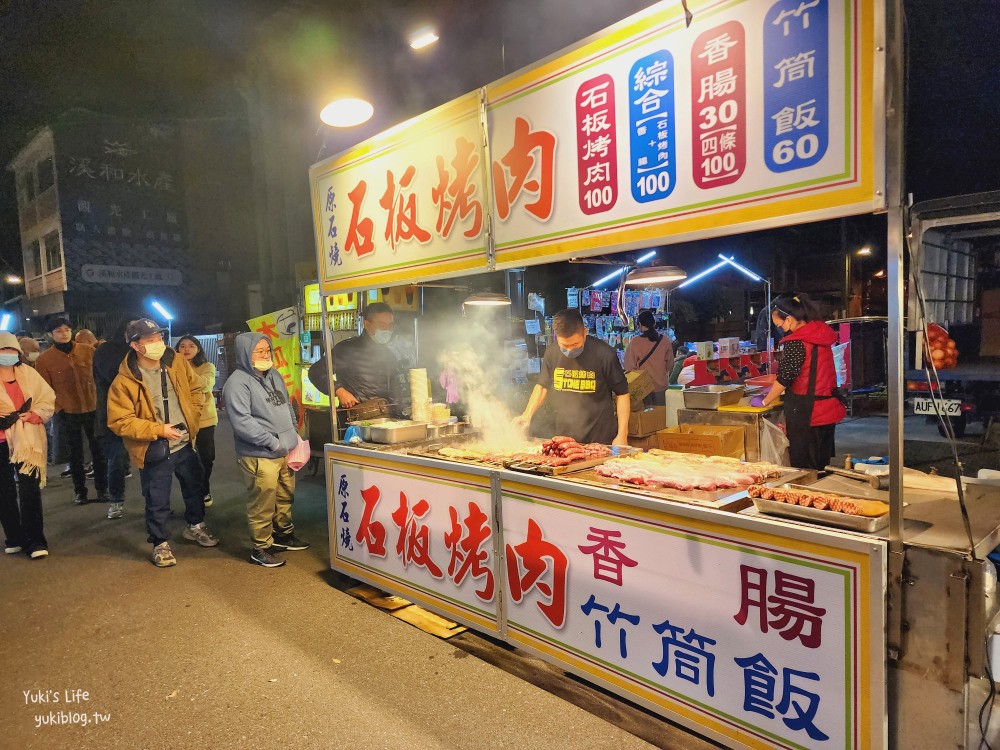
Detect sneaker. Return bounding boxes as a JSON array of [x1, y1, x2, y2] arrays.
[[5, 545, 22, 554], [125, 469, 133, 479], [271, 532, 309, 551], [250, 546, 285, 568], [85, 464, 95, 478], [203, 493, 213, 508], [152, 542, 176, 567], [59, 465, 72, 478], [74, 493, 90, 505], [107, 502, 124, 520], [29, 548, 49, 559], [182, 522, 219, 547]]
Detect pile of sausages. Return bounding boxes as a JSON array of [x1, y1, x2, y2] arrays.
[[540, 436, 612, 462]]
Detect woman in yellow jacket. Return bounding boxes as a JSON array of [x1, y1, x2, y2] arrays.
[[177, 336, 218, 506]]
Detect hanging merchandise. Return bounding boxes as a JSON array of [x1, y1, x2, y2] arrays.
[[567, 287, 579, 309], [610, 292, 619, 317], [590, 292, 603, 312], [581, 289, 591, 307]]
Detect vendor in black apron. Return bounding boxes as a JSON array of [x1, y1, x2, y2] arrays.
[[756, 294, 846, 469]]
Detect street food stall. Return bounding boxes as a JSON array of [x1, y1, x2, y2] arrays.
[[309, 1, 1000, 748]]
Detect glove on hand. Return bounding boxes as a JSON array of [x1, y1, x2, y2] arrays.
[[749, 395, 767, 408]]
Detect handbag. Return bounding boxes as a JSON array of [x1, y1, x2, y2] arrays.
[[287, 436, 312, 471]]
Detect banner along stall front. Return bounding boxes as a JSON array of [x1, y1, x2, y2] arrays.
[[313, 1, 890, 747]]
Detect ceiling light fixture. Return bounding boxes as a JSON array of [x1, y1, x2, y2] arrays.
[[624, 264, 687, 287], [857, 246, 872, 256], [409, 29, 439, 49], [320, 98, 375, 128], [463, 291, 511, 307]]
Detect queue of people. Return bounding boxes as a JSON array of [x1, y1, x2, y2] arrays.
[[3, 316, 308, 570]]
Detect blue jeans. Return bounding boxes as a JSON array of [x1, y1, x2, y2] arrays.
[[102, 434, 129, 504], [140, 444, 205, 545]]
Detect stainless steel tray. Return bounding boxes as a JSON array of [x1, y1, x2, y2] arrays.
[[752, 482, 889, 533], [683, 384, 745, 410], [368, 421, 428, 444], [347, 417, 391, 442], [426, 422, 467, 439]]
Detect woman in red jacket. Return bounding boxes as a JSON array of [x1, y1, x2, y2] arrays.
[[756, 294, 846, 469]]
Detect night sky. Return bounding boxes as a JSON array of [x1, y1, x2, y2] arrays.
[[1, 0, 998, 275]]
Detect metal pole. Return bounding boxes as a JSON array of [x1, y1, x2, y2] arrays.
[[885, 0, 905, 546], [321, 289, 337, 441]]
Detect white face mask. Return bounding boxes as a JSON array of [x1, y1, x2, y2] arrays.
[[372, 329, 392, 345], [142, 341, 166, 361], [253, 358, 273, 372], [27, 352, 40, 362]]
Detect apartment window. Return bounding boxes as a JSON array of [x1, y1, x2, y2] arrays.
[[43, 230, 62, 272], [24, 241, 41, 278], [24, 170, 36, 202], [15, 173, 28, 208], [37, 156, 55, 193]]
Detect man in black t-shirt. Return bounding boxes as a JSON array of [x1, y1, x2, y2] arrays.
[[515, 309, 630, 445]]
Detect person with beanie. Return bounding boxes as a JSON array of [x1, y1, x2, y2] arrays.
[[623, 310, 674, 406], [35, 317, 108, 505], [0, 332, 56, 559]]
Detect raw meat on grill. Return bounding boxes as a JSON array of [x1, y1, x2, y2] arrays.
[[595, 451, 780, 492], [541, 438, 612, 461]]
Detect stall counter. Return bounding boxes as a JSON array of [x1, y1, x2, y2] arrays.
[[325, 442, 887, 750]]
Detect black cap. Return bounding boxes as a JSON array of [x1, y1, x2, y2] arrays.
[[125, 318, 167, 343], [45, 317, 71, 333]]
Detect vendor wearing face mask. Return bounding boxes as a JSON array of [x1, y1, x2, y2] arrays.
[[516, 308, 630, 446], [324, 302, 400, 422]]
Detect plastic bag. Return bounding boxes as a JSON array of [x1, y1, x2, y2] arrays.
[[832, 342, 849, 388], [287, 436, 312, 471], [760, 418, 790, 467]]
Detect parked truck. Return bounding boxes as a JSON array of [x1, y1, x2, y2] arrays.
[[906, 192, 1000, 438]]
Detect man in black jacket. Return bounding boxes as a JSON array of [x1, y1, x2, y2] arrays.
[[94, 317, 136, 519], [308, 302, 399, 424]]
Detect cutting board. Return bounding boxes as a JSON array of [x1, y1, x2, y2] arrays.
[[504, 455, 611, 476], [718, 401, 782, 413]]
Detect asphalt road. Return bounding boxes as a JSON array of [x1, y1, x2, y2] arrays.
[[0, 415, 716, 750]]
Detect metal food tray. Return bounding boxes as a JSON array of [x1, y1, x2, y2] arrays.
[[752, 483, 889, 533], [368, 421, 428, 444], [682, 384, 745, 410], [347, 417, 391, 442]]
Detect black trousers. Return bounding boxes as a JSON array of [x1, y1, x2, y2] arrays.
[[788, 423, 837, 471], [0, 442, 46, 552], [195, 425, 215, 496], [57, 411, 107, 497]]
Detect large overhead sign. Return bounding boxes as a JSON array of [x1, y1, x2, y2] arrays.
[[311, 0, 883, 293], [310, 93, 489, 294]]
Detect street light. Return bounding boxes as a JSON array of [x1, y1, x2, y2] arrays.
[[4, 275, 22, 285], [150, 300, 173, 345], [0, 314, 10, 331], [320, 98, 374, 128]]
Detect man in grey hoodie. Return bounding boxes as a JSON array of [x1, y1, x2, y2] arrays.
[[222, 332, 308, 567]]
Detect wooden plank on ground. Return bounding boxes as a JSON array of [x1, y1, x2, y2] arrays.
[[346, 584, 411, 611], [391, 605, 467, 638]]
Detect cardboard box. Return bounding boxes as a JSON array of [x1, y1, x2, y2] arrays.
[[628, 406, 667, 437], [625, 369, 653, 410], [982, 318, 1000, 356], [627, 433, 661, 450], [656, 425, 745, 459]]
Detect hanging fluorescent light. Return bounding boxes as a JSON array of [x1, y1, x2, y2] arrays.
[[320, 98, 375, 128], [592, 250, 658, 287], [718, 254, 763, 282], [463, 291, 511, 306], [624, 264, 687, 287], [0, 314, 9, 331], [676, 259, 728, 289]]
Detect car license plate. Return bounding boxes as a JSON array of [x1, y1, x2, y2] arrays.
[[912, 397, 962, 416]]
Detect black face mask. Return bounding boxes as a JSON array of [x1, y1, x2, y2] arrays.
[[54, 341, 74, 354]]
